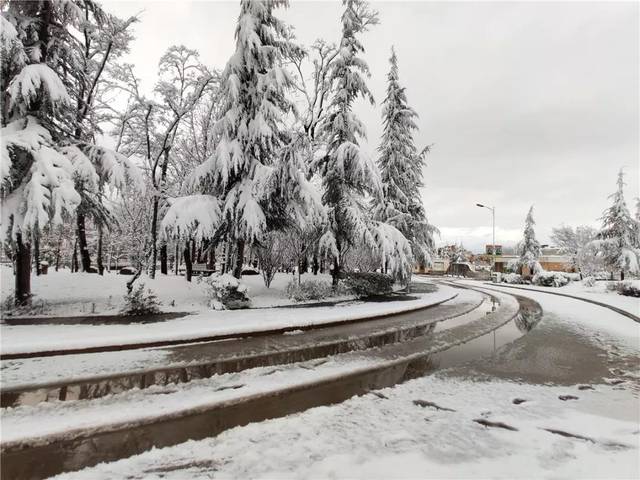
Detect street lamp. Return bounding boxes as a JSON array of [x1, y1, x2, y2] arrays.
[[476, 203, 496, 277]]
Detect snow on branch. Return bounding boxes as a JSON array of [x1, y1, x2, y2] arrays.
[[161, 194, 222, 241], [8, 64, 71, 115]]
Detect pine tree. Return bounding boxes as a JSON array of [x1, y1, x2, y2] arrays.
[[594, 170, 639, 279], [312, 0, 413, 284], [313, 0, 379, 283], [518, 206, 541, 273], [376, 47, 436, 267], [2, 1, 82, 304], [1, 1, 140, 303], [168, 0, 321, 279]]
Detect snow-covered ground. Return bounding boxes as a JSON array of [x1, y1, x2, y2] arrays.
[[494, 279, 639, 319], [0, 265, 350, 317], [50, 376, 638, 480], [47, 279, 639, 480], [0, 279, 456, 356]]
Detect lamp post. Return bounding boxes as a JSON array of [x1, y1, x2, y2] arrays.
[[476, 203, 496, 276]]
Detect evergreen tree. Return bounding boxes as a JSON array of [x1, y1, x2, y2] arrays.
[[1, 1, 140, 303], [167, 0, 322, 279], [518, 206, 541, 273], [376, 47, 436, 267], [2, 1, 82, 304], [594, 170, 639, 279], [312, 0, 413, 285]]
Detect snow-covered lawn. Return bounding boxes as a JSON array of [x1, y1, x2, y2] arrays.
[[0, 280, 457, 356], [0, 265, 348, 317]]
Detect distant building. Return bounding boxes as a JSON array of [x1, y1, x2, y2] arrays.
[[414, 257, 449, 274]]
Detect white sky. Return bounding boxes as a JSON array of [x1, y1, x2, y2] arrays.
[[104, 0, 639, 253]]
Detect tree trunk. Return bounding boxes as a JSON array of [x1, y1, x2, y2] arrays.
[[76, 212, 91, 272], [331, 240, 341, 286], [207, 242, 216, 271], [15, 233, 31, 306], [97, 226, 104, 275], [331, 256, 340, 286], [149, 196, 159, 279], [72, 238, 79, 273], [312, 255, 319, 275], [233, 239, 245, 279], [160, 244, 168, 275], [184, 242, 193, 282], [191, 239, 196, 263], [54, 227, 63, 272], [621, 270, 625, 281], [174, 243, 180, 275], [34, 233, 41, 276]]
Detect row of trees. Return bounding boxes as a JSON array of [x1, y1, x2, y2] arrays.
[[2, 0, 437, 304], [517, 170, 640, 279]]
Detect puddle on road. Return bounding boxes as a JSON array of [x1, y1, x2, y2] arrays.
[[403, 301, 543, 381]]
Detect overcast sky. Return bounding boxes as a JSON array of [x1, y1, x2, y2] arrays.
[[104, 0, 639, 253]]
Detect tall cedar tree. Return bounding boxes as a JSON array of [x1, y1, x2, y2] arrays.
[[517, 206, 541, 273], [313, 0, 413, 284], [2, 1, 139, 303], [2, 1, 82, 304], [376, 47, 436, 268], [165, 0, 321, 279], [594, 170, 639, 279]]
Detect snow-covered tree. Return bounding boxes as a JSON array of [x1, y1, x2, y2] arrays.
[[175, 0, 322, 279], [1, 1, 141, 302], [517, 206, 541, 273], [312, 0, 412, 284], [68, 5, 139, 274], [593, 170, 639, 279], [551, 224, 600, 275], [2, 1, 83, 304], [375, 47, 437, 267]]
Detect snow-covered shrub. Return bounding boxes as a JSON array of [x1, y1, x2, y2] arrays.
[[500, 273, 525, 284], [205, 274, 250, 310], [285, 280, 333, 302], [608, 281, 640, 297], [532, 271, 570, 288], [120, 283, 161, 316], [582, 276, 596, 288], [342, 272, 394, 298], [564, 272, 581, 282], [618, 281, 640, 297]]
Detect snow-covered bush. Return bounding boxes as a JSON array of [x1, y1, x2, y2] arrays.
[[618, 281, 640, 297], [120, 283, 161, 316], [564, 272, 581, 282], [582, 276, 596, 288], [500, 273, 525, 284], [532, 271, 570, 288], [285, 280, 333, 302], [342, 272, 394, 298], [608, 281, 640, 297], [205, 274, 250, 310]]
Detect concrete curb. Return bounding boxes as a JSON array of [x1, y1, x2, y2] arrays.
[[0, 292, 458, 361], [1, 294, 478, 408]]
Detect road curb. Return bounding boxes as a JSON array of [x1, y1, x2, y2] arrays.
[[0, 292, 458, 361], [1, 295, 479, 408]]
